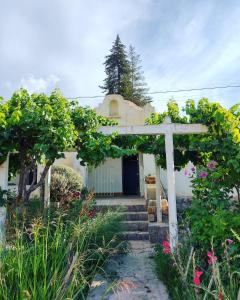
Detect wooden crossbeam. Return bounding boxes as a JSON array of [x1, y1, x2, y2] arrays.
[[98, 124, 208, 135]]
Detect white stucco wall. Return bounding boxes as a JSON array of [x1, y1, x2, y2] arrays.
[[54, 152, 76, 169], [0, 157, 9, 190], [95, 94, 155, 126], [88, 95, 156, 194], [142, 154, 193, 197], [159, 162, 194, 197], [143, 154, 155, 176], [87, 158, 123, 194]]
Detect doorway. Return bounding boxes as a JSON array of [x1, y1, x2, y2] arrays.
[[122, 155, 140, 195]]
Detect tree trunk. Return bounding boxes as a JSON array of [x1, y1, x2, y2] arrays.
[[17, 161, 26, 202], [17, 158, 52, 204], [236, 186, 240, 202], [17, 145, 28, 203], [40, 181, 45, 208], [24, 161, 52, 203]]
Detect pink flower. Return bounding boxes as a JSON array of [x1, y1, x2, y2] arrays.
[[207, 251, 217, 264], [162, 241, 171, 254], [73, 191, 81, 198], [207, 160, 218, 170], [88, 209, 96, 218], [226, 239, 233, 245], [199, 171, 208, 178], [193, 270, 203, 286], [218, 291, 223, 299], [191, 167, 196, 173], [184, 169, 189, 176]]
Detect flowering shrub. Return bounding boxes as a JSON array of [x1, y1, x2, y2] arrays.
[[155, 160, 240, 299], [155, 235, 240, 300], [50, 165, 83, 205], [185, 162, 240, 250]]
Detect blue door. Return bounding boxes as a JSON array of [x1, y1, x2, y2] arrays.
[[122, 155, 140, 195]]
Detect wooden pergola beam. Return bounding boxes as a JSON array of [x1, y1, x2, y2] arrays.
[[97, 121, 208, 250], [98, 124, 208, 136]]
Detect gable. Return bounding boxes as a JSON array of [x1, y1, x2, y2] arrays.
[[95, 94, 155, 126]]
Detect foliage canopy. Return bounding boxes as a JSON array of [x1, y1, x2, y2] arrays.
[[0, 88, 239, 204]]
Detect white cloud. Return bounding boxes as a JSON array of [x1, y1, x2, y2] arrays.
[[18, 74, 60, 94], [0, 0, 240, 109]]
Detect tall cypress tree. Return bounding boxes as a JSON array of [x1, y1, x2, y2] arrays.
[[127, 45, 152, 106], [100, 35, 130, 97], [100, 37, 152, 107]]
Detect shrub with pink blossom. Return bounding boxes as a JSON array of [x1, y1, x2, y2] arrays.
[[184, 162, 240, 251], [155, 161, 240, 299], [155, 234, 240, 300]]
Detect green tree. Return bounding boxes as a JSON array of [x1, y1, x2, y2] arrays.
[[185, 98, 240, 201], [0, 89, 77, 203], [100, 35, 130, 97], [126, 45, 152, 106], [0, 89, 132, 204]]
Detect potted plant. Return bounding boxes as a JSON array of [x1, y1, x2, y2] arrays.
[[145, 174, 156, 184]]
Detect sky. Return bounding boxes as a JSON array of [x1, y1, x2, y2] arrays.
[[1, 0, 240, 112]]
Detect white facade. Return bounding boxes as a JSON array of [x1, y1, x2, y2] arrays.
[[87, 158, 123, 195], [87, 95, 193, 197], [88, 95, 156, 196]]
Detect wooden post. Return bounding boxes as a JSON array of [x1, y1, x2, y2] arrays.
[[165, 131, 178, 250], [38, 165, 51, 208], [0, 156, 8, 248], [44, 166, 51, 208], [0, 155, 9, 190], [155, 156, 162, 222]]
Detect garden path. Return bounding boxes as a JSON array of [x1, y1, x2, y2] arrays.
[[87, 241, 170, 300]]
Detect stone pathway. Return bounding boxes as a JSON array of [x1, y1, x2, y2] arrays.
[[87, 241, 170, 300]]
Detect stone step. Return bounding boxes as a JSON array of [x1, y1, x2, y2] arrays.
[[125, 205, 147, 212], [96, 204, 147, 213], [122, 211, 148, 221], [122, 231, 149, 241], [122, 221, 149, 232]]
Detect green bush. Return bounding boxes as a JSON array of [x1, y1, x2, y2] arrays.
[[185, 162, 240, 251], [0, 199, 124, 299], [187, 203, 240, 252], [50, 165, 83, 203]]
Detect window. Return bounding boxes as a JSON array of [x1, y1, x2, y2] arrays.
[[109, 100, 119, 116]]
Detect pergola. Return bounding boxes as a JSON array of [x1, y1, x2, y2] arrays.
[[98, 117, 208, 250], [0, 117, 207, 250]]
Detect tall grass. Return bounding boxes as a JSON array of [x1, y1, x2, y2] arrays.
[[0, 202, 124, 300], [154, 237, 240, 300]]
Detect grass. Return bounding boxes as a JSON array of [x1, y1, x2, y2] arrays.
[[154, 238, 240, 300], [0, 199, 125, 300]]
